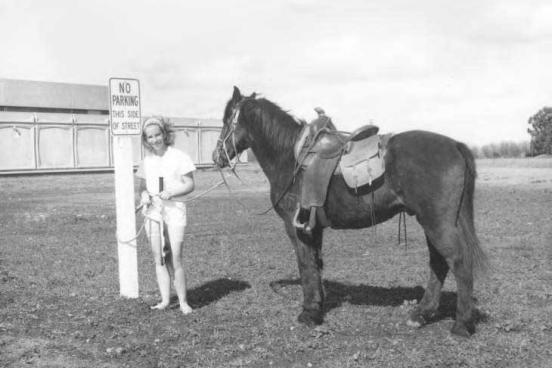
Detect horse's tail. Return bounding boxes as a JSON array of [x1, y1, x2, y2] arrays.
[[456, 142, 490, 276], [454, 142, 476, 226]]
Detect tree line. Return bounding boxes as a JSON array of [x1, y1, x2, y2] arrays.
[[470, 141, 530, 159], [471, 106, 552, 158]]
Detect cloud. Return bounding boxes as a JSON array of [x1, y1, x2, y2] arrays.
[[467, 2, 552, 43], [1, 0, 551, 145]]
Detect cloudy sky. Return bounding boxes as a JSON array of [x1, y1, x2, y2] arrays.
[[2, 0, 551, 145]]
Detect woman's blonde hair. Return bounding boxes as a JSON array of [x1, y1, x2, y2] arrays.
[[141, 116, 175, 152]]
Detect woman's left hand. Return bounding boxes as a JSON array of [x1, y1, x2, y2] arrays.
[[158, 190, 172, 200]]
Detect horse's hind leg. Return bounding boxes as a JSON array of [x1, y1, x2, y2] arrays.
[[421, 226, 476, 337], [450, 253, 475, 337], [408, 235, 449, 327]]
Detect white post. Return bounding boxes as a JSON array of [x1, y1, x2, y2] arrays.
[[113, 135, 139, 298], [109, 77, 141, 298]]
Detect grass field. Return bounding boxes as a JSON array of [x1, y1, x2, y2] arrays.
[[1, 158, 551, 367]]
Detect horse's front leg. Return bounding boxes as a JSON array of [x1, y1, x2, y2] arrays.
[[283, 218, 325, 326]]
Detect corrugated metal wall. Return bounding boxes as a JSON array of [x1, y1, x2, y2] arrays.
[[0, 112, 224, 174]]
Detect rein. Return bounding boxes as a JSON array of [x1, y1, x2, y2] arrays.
[[116, 179, 227, 246], [259, 119, 339, 215], [256, 125, 311, 215], [218, 97, 333, 216], [118, 104, 248, 255]]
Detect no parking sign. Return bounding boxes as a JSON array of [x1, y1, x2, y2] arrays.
[[109, 78, 141, 135]]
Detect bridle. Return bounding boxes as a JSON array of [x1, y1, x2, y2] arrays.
[[218, 98, 247, 171], [218, 96, 299, 215], [215, 95, 295, 216]]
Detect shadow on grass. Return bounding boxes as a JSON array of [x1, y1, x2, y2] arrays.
[[187, 277, 251, 309], [270, 278, 463, 323]]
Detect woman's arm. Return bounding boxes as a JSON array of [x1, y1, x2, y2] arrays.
[[158, 172, 195, 200], [135, 177, 151, 204]]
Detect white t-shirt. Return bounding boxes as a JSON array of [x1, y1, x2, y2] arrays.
[[136, 146, 196, 195], [136, 146, 196, 226]]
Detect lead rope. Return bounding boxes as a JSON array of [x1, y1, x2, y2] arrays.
[[117, 220, 147, 246], [370, 190, 377, 240], [116, 180, 227, 247], [398, 211, 408, 249], [157, 216, 166, 266]]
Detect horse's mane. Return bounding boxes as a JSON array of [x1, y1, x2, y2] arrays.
[[242, 96, 304, 156]]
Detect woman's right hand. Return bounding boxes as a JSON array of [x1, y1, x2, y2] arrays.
[[140, 191, 151, 206]]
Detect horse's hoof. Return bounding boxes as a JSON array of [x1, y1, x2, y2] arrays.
[[406, 317, 424, 328], [451, 321, 474, 337], [297, 309, 323, 327], [407, 308, 438, 328], [407, 310, 426, 328]]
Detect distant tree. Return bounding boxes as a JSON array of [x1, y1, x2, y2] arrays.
[[470, 146, 480, 159], [476, 141, 529, 158], [498, 141, 521, 157], [528, 107, 552, 156], [480, 144, 497, 158], [518, 141, 531, 157]]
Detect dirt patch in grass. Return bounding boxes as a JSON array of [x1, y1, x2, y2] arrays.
[[1, 161, 551, 367]]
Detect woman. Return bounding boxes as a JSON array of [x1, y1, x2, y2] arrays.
[[135, 116, 195, 314]]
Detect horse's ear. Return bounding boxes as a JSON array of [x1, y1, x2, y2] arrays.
[[250, 92, 257, 99], [232, 86, 242, 101]]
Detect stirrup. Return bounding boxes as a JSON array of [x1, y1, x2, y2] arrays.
[[292, 205, 317, 235], [293, 205, 306, 232]]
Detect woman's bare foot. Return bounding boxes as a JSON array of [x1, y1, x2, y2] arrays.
[[150, 302, 170, 310], [180, 303, 193, 315]]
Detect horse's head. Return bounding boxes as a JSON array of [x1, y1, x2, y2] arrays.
[[212, 86, 255, 168]]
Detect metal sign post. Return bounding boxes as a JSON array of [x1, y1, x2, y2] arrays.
[[109, 77, 141, 298]]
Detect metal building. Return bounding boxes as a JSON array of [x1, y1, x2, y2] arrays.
[[0, 78, 224, 174]]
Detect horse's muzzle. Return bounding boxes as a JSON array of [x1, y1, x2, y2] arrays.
[[212, 148, 228, 168]]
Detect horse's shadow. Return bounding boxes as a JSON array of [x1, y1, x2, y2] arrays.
[[180, 277, 251, 309], [270, 278, 461, 323]]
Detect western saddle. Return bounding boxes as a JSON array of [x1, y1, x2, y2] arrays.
[[292, 108, 388, 234]]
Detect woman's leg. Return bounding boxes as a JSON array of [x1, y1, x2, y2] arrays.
[[166, 223, 192, 314], [146, 219, 171, 309]]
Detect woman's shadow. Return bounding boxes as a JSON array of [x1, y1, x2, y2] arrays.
[[179, 277, 251, 309]]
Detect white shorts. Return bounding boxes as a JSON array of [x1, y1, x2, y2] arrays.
[[144, 200, 187, 227], [144, 215, 186, 246]]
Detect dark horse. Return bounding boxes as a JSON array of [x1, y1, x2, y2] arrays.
[[213, 86, 488, 337]]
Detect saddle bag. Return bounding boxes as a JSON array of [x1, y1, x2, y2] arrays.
[[339, 134, 385, 190]]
